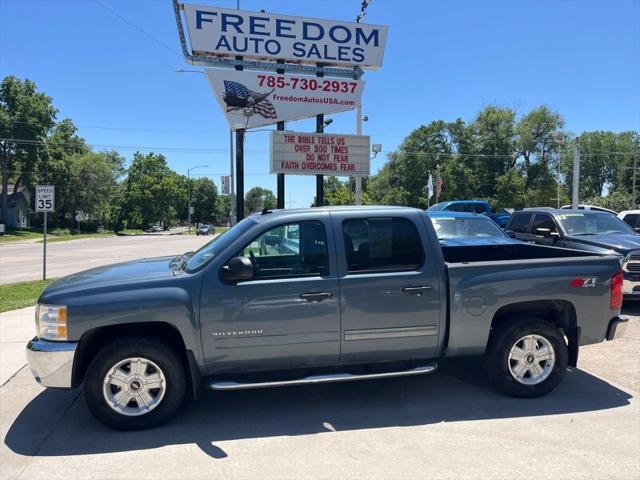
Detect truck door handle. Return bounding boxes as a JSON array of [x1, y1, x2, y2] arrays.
[[402, 285, 433, 295], [300, 291, 333, 302]]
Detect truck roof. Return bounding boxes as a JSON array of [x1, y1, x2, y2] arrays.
[[248, 205, 421, 219]]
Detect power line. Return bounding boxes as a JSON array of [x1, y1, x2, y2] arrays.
[[1, 138, 637, 158], [92, 0, 181, 58]]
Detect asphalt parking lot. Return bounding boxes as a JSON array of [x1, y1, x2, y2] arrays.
[[1, 309, 638, 479], [0, 233, 212, 284]]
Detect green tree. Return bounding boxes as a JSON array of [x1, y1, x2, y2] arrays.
[[120, 152, 186, 229], [214, 194, 233, 223], [0, 76, 57, 225], [245, 186, 276, 215], [191, 177, 218, 224]]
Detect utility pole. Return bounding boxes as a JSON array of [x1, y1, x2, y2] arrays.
[[355, 104, 363, 205], [572, 141, 580, 209], [229, 129, 236, 225]]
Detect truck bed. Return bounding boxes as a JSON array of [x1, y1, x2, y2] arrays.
[[441, 242, 598, 264]]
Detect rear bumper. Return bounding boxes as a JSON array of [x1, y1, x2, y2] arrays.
[[26, 337, 77, 388], [623, 272, 640, 295], [606, 316, 628, 341]]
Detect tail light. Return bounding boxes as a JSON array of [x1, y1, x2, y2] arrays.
[[611, 271, 623, 309]]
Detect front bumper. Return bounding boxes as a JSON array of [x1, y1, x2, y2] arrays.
[[623, 277, 640, 295], [26, 337, 77, 388], [606, 316, 628, 341]]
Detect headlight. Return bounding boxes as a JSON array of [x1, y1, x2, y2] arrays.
[[36, 304, 68, 341]]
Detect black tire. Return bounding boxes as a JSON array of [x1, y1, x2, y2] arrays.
[[484, 318, 568, 398], [84, 338, 187, 430]]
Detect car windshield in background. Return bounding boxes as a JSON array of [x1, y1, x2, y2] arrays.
[[185, 218, 255, 271], [557, 213, 636, 236], [430, 216, 505, 239]]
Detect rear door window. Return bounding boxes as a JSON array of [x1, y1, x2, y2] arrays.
[[509, 213, 532, 233], [342, 217, 424, 274]]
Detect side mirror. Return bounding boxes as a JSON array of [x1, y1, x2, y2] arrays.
[[222, 256, 254, 282], [504, 229, 516, 238], [634, 227, 640, 234]]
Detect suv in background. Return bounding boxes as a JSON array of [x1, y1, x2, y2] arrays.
[[506, 208, 640, 296], [427, 200, 511, 227], [617, 210, 640, 233]]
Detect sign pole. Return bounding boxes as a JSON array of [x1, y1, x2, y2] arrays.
[[276, 59, 286, 209], [315, 65, 324, 207], [43, 211, 47, 280], [355, 103, 363, 205], [235, 56, 245, 221]]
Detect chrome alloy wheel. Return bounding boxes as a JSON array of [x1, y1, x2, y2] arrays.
[[508, 334, 556, 385], [102, 357, 166, 416]]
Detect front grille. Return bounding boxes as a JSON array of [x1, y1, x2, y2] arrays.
[[625, 251, 640, 274]]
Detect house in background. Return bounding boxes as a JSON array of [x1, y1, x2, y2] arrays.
[[0, 186, 32, 228]]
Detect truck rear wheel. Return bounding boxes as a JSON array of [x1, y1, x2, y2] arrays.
[[84, 338, 187, 430], [484, 318, 568, 397]]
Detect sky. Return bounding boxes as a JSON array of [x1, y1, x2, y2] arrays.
[[1, 0, 639, 209]]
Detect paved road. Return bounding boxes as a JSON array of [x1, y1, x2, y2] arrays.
[[1, 307, 638, 479], [0, 234, 212, 284]]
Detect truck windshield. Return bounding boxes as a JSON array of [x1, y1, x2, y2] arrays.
[[430, 216, 505, 239], [557, 213, 635, 236], [185, 218, 256, 272]]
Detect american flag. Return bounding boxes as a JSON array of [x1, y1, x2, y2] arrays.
[[223, 81, 277, 119]]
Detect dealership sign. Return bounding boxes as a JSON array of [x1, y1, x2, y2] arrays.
[[270, 131, 370, 177], [183, 4, 388, 69], [205, 68, 364, 130]]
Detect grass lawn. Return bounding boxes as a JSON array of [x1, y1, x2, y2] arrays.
[[0, 279, 56, 313], [0, 228, 43, 243]]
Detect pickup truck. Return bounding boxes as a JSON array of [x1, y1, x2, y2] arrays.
[[427, 200, 512, 228], [26, 206, 628, 430]]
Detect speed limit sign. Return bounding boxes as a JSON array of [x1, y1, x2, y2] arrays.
[[35, 185, 55, 212]]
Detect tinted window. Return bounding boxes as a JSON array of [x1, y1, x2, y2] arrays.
[[509, 213, 532, 233], [622, 214, 640, 228], [532, 214, 558, 234], [239, 221, 328, 280], [343, 217, 424, 274], [468, 203, 488, 214]]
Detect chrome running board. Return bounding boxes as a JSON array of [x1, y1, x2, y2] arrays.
[[208, 363, 437, 391]]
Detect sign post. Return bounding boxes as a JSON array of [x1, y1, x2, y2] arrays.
[[35, 185, 55, 280]]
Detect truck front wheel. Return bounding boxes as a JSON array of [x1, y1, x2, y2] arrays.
[[485, 318, 568, 397], [84, 338, 187, 430]]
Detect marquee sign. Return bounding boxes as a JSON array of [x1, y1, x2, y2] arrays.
[[183, 3, 388, 69], [205, 68, 365, 130], [270, 131, 370, 177]]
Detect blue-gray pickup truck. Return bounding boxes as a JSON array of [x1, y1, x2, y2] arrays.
[[27, 206, 628, 430]]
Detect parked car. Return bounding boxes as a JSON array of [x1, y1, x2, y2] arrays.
[[426, 211, 520, 246], [506, 208, 640, 295], [560, 204, 617, 215], [617, 210, 640, 232], [427, 200, 511, 227], [148, 224, 162, 233], [196, 224, 215, 236], [27, 206, 626, 430]]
